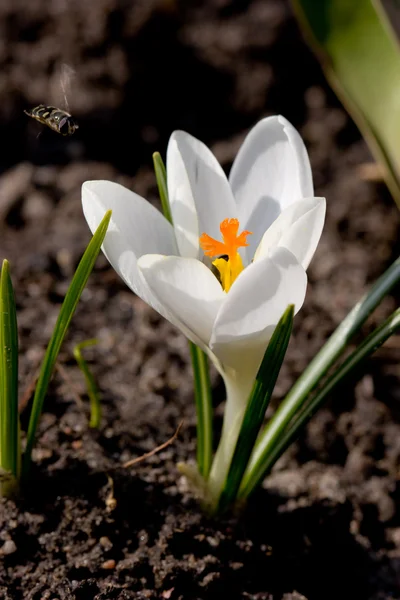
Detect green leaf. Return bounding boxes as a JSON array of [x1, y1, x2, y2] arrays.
[[239, 306, 400, 500], [73, 339, 101, 429], [0, 260, 20, 494], [153, 151, 172, 224], [22, 210, 112, 476], [153, 150, 213, 480], [292, 0, 400, 206], [217, 305, 294, 513], [240, 254, 400, 499]]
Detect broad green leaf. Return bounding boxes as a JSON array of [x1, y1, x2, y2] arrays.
[[22, 211, 111, 475], [0, 260, 20, 493], [292, 0, 400, 206], [73, 339, 101, 429], [217, 305, 294, 513]]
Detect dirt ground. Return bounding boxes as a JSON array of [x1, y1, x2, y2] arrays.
[[0, 1, 400, 599]]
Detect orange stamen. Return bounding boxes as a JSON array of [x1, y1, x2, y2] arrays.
[[199, 218, 252, 260]]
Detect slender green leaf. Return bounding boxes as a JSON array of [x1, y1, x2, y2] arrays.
[[189, 342, 213, 479], [292, 0, 400, 206], [73, 339, 101, 429], [0, 260, 20, 493], [153, 151, 172, 223], [241, 254, 400, 496], [217, 305, 294, 513], [239, 306, 400, 500], [22, 211, 112, 475], [153, 151, 213, 480]]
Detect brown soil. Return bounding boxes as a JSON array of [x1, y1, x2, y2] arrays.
[[0, 1, 400, 599]]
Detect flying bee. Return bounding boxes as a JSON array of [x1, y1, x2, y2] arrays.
[[24, 64, 79, 136], [24, 105, 78, 136]]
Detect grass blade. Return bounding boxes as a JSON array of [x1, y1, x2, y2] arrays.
[[22, 211, 111, 475], [153, 151, 172, 224], [189, 342, 213, 479], [73, 339, 101, 428], [153, 150, 213, 479], [217, 305, 294, 513], [292, 0, 400, 206], [240, 254, 400, 496], [0, 260, 20, 494], [239, 306, 400, 500]]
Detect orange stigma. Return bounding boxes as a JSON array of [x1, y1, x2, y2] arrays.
[[200, 218, 252, 260], [200, 219, 252, 292]]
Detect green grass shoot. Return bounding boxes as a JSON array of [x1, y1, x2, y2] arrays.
[[22, 210, 111, 477], [239, 305, 400, 501], [238, 255, 400, 502], [0, 260, 20, 496], [73, 339, 101, 428]]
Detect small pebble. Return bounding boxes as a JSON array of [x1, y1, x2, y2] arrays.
[[101, 559, 116, 570], [32, 448, 53, 461], [2, 540, 17, 555], [99, 536, 113, 550], [207, 536, 219, 547]]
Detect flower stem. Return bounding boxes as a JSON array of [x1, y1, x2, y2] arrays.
[[216, 305, 294, 513]]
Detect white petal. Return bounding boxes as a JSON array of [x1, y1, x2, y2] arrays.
[[210, 247, 307, 374], [82, 180, 178, 310], [254, 197, 326, 269], [167, 136, 200, 258], [229, 116, 314, 258], [167, 131, 238, 258], [138, 254, 225, 350]]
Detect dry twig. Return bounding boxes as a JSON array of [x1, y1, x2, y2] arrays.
[[123, 421, 183, 468]]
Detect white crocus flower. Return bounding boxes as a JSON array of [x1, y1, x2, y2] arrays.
[[82, 115, 325, 499]]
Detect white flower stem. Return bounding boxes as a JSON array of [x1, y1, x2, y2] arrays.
[[207, 371, 254, 508]]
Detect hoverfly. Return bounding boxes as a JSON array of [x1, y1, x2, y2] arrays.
[[24, 64, 79, 136], [24, 105, 78, 136]]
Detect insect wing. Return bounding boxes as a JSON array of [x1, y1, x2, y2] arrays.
[[52, 63, 75, 113]]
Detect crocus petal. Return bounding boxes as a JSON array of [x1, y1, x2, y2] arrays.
[[229, 116, 314, 257], [167, 136, 200, 258], [254, 197, 326, 269], [82, 180, 178, 311], [167, 131, 238, 258], [138, 254, 225, 351], [210, 246, 307, 375]]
